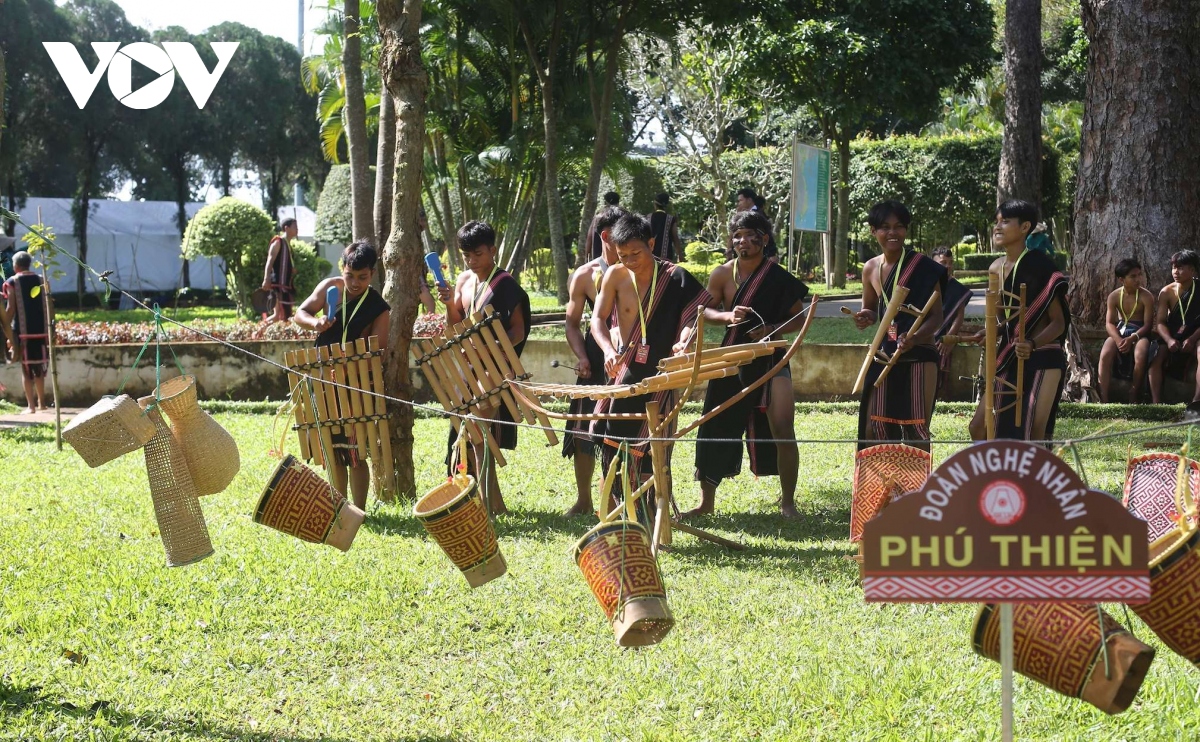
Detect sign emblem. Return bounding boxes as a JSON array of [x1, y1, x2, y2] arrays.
[[980, 481, 1025, 525]]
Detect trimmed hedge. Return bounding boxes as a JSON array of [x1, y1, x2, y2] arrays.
[[964, 251, 1068, 272], [315, 164, 376, 247]]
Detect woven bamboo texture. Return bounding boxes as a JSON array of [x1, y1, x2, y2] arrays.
[[155, 375, 240, 496], [140, 400, 214, 567], [63, 394, 156, 468]]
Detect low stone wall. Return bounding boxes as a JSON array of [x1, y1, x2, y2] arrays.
[[0, 338, 1186, 406]]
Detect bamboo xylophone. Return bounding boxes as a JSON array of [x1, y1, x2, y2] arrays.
[[284, 336, 396, 500], [410, 305, 558, 467]]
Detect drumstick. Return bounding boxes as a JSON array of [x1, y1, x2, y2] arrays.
[[853, 286, 909, 395], [873, 289, 941, 390]]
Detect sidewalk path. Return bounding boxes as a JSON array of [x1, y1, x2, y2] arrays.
[[0, 407, 82, 431]]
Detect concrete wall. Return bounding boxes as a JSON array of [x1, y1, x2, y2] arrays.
[[1, 339, 987, 406]]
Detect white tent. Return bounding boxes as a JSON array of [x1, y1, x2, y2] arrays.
[[9, 198, 317, 296]]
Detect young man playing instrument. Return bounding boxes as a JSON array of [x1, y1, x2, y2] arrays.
[[1149, 250, 1200, 410], [561, 205, 627, 515], [437, 220, 531, 515], [1098, 258, 1155, 403], [294, 241, 391, 509], [263, 218, 297, 323], [853, 201, 946, 451], [932, 246, 974, 397], [590, 213, 710, 522], [968, 200, 1069, 442], [687, 210, 809, 519]]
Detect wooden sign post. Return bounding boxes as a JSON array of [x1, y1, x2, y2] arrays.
[[861, 441, 1151, 740]]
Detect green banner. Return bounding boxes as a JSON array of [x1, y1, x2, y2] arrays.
[[792, 141, 831, 233]]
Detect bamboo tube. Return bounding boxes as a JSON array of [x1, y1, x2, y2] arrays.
[[422, 339, 484, 446], [853, 285, 910, 394], [356, 338, 385, 487], [475, 311, 557, 445], [646, 401, 671, 552], [984, 273, 999, 440], [284, 350, 312, 461], [317, 346, 343, 436], [331, 343, 368, 460], [459, 318, 525, 426], [675, 295, 819, 439], [441, 328, 490, 409], [306, 348, 337, 468], [872, 289, 942, 390], [471, 313, 536, 426], [1014, 283, 1027, 429], [454, 321, 519, 423], [365, 336, 395, 494], [657, 340, 788, 371], [40, 259, 62, 449]]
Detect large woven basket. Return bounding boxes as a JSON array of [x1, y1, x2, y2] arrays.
[[413, 475, 506, 588], [154, 375, 240, 496], [139, 397, 214, 567], [63, 394, 156, 468]]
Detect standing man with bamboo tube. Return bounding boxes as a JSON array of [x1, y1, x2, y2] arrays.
[[687, 210, 810, 519], [853, 201, 946, 451], [590, 213, 710, 524], [967, 200, 1069, 442]]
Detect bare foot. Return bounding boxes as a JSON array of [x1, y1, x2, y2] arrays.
[[564, 500, 594, 516], [680, 505, 713, 521], [780, 503, 799, 519], [20, 407, 34, 415]]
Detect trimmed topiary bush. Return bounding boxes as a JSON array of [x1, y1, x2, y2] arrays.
[[315, 164, 376, 248], [183, 197, 276, 318]]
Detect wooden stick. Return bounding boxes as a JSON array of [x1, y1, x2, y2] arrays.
[[356, 338, 385, 494], [509, 386, 648, 421], [367, 336, 396, 494], [985, 272, 999, 441], [853, 286, 909, 394], [671, 519, 746, 550], [657, 340, 788, 371], [872, 289, 941, 389], [646, 401, 671, 552], [675, 296, 819, 439]]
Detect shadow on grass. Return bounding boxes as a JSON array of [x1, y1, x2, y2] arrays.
[[0, 677, 462, 742]]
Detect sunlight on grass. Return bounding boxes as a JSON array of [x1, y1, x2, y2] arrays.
[[1, 411, 1198, 739]]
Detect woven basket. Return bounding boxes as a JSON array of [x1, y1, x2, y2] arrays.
[[254, 455, 365, 552], [139, 397, 214, 567], [63, 394, 156, 468], [154, 375, 240, 496]]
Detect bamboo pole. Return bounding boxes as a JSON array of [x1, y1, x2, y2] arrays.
[[317, 345, 342, 437], [366, 336, 396, 495], [283, 350, 312, 461], [853, 286, 909, 394], [419, 339, 483, 445], [460, 318, 525, 425], [331, 343, 369, 461], [985, 273, 999, 441], [872, 289, 942, 390], [306, 347, 337, 468], [479, 306, 558, 444], [355, 338, 384, 473], [657, 341, 788, 371], [646, 401, 671, 552], [41, 259, 61, 450]]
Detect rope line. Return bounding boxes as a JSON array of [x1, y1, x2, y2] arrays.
[[2, 205, 1194, 452]]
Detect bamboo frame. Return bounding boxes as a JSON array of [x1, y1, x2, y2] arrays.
[[871, 289, 942, 389]]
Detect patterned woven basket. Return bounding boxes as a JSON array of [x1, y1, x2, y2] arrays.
[[154, 375, 240, 496], [574, 520, 674, 647], [413, 475, 506, 588], [139, 397, 214, 567], [63, 394, 156, 468], [254, 455, 365, 552]]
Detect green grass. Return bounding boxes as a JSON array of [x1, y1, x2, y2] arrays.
[[2, 411, 1199, 739], [59, 307, 243, 325]]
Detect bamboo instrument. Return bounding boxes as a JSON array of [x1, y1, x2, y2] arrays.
[[331, 343, 369, 461], [316, 346, 342, 437], [470, 313, 535, 426], [367, 336, 396, 494], [646, 401, 671, 552], [853, 286, 909, 394], [283, 351, 312, 461], [420, 339, 483, 445], [476, 307, 557, 445], [872, 289, 942, 389], [355, 338, 385, 479], [457, 319, 524, 424], [1014, 283, 1027, 429], [306, 348, 338, 465], [984, 272, 999, 440], [657, 340, 788, 371]]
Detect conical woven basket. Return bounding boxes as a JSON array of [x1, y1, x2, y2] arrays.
[[154, 375, 240, 496], [139, 397, 214, 567], [63, 394, 155, 468]]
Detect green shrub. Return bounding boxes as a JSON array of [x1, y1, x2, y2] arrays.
[[183, 197, 276, 318], [239, 238, 330, 304], [964, 251, 1068, 272], [676, 261, 715, 288], [684, 241, 721, 266], [315, 164, 376, 247]]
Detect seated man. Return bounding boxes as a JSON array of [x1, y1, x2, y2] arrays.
[[1098, 258, 1155, 403], [931, 246, 973, 397], [689, 210, 809, 519], [1149, 250, 1200, 412]]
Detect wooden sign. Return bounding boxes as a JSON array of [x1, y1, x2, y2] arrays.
[[861, 441, 1150, 603]]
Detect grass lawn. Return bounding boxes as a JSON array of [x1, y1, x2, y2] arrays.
[[2, 410, 1199, 740], [59, 307, 244, 325], [530, 317, 877, 346]]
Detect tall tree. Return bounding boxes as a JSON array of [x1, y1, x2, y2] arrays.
[[57, 0, 147, 303], [343, 0, 374, 240], [374, 90, 397, 252], [519, 0, 571, 302], [997, 0, 1043, 204], [377, 0, 427, 499], [1069, 0, 1200, 326], [754, 0, 994, 287]]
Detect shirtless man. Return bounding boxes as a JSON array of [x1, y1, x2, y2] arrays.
[[1098, 258, 1155, 403]]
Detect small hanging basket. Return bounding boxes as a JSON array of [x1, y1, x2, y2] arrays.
[[63, 394, 156, 468]]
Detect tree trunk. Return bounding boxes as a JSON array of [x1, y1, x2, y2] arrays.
[[997, 0, 1043, 205], [1070, 0, 1200, 327], [174, 156, 190, 290], [344, 0, 374, 242], [432, 133, 459, 270], [574, 12, 626, 269], [374, 90, 397, 253], [832, 136, 851, 289], [521, 8, 571, 303], [378, 0, 427, 500], [507, 178, 544, 279]]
